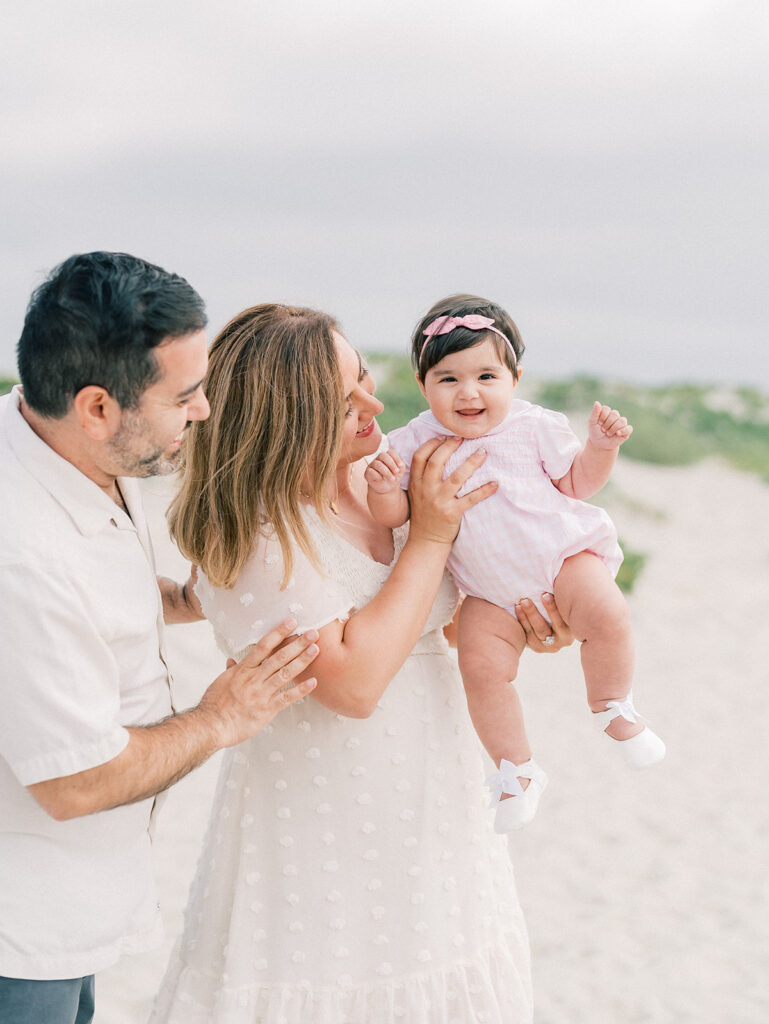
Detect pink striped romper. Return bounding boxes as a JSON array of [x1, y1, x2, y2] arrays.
[[388, 400, 623, 620]]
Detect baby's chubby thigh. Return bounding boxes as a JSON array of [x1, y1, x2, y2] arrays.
[[552, 551, 630, 641], [457, 596, 527, 687]]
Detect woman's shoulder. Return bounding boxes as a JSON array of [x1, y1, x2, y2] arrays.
[[195, 510, 356, 657]]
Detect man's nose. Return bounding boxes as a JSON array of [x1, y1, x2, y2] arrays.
[[189, 391, 211, 421]]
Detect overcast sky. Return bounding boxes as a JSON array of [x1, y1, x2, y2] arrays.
[[2, 1, 767, 385]]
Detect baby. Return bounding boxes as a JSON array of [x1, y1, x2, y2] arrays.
[[365, 293, 665, 832]]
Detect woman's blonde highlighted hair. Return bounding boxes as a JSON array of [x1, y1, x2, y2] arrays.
[[169, 303, 344, 589]]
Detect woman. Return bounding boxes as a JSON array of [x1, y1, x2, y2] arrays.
[[151, 304, 571, 1023]]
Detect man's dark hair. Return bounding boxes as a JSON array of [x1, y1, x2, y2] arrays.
[[17, 252, 208, 418]]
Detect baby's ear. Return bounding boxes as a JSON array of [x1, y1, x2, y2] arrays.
[[415, 371, 427, 398], [515, 366, 524, 384]]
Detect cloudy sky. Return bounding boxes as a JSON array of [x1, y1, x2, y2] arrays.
[[2, 1, 767, 384]]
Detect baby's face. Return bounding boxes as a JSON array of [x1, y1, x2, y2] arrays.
[[418, 338, 518, 439]]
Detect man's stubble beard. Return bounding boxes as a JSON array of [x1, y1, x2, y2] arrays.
[[107, 408, 184, 478]]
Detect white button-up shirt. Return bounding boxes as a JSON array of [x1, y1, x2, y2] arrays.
[[0, 388, 174, 980]]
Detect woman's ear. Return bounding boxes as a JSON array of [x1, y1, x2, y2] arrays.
[[72, 385, 123, 441]]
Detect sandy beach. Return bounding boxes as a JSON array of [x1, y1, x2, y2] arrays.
[[97, 456, 769, 1023]]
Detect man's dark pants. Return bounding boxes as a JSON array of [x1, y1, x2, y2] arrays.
[[0, 975, 95, 1024]]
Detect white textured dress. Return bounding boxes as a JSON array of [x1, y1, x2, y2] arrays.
[[150, 509, 533, 1024]]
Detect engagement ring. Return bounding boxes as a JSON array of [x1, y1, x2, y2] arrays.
[[543, 634, 555, 646]]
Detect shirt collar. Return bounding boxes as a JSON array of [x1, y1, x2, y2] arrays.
[[3, 386, 136, 538]]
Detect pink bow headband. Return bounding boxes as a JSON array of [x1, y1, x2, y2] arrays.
[[419, 314, 516, 363]]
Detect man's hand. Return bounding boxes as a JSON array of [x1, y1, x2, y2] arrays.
[[195, 620, 319, 748], [29, 619, 319, 820]]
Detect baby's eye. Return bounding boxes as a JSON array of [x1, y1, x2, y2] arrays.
[[479, 373, 497, 381], [438, 375, 457, 383]]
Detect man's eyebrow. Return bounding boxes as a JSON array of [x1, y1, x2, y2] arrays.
[[175, 379, 204, 401]]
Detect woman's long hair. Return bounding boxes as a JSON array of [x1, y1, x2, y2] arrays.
[[169, 304, 344, 588]]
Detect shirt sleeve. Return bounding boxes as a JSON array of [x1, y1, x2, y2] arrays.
[[534, 408, 583, 481], [194, 523, 355, 660], [0, 562, 129, 786]]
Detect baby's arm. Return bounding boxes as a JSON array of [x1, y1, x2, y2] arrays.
[[554, 401, 632, 500], [365, 449, 411, 527]]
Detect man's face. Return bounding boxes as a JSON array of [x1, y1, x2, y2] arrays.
[[107, 329, 210, 477]]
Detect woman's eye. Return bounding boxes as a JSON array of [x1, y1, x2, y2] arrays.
[[345, 404, 353, 418], [359, 366, 369, 383]]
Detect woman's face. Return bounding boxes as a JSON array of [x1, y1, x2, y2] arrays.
[[333, 332, 383, 464]]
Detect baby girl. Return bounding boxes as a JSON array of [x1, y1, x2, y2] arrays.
[[365, 293, 665, 831]]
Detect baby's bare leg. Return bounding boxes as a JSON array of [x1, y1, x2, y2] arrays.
[[457, 597, 530, 766], [553, 552, 642, 741]]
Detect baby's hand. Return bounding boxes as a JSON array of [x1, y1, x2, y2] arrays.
[[364, 450, 407, 494], [587, 401, 633, 450]]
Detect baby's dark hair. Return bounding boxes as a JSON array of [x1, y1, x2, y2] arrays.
[[411, 293, 524, 382]]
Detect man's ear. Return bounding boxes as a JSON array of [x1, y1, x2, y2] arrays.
[[72, 386, 123, 441]]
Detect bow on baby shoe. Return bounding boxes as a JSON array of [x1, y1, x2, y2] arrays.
[[605, 696, 638, 722], [593, 692, 641, 733], [485, 759, 526, 806]]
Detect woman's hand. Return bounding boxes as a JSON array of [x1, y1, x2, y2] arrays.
[[514, 593, 574, 652], [407, 438, 497, 545]]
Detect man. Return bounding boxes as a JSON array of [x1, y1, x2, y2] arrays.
[[0, 252, 319, 1023]]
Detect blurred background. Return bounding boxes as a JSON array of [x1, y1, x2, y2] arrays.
[[2, 1, 767, 385], [3, 3, 768, 1022]]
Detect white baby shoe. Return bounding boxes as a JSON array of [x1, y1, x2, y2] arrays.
[[593, 692, 666, 769], [485, 758, 549, 833]]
